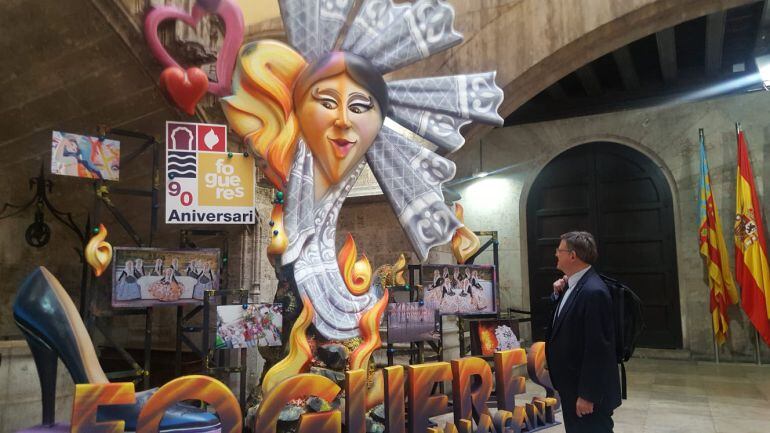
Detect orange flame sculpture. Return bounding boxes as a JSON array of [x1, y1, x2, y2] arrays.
[[85, 224, 112, 277], [348, 290, 389, 409], [261, 295, 315, 394], [349, 290, 388, 371], [338, 234, 372, 295], [267, 204, 288, 257], [393, 253, 407, 286], [451, 203, 480, 264]]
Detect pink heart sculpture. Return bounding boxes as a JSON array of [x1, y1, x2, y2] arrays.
[[144, 0, 244, 97]]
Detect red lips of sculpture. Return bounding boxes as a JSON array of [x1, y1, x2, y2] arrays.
[[160, 66, 209, 115]]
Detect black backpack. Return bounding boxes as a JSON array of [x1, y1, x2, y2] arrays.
[[600, 274, 645, 399]]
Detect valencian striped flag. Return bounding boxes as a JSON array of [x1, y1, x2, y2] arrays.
[[734, 127, 770, 346], [698, 131, 738, 345]]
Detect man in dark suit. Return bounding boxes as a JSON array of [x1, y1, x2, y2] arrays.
[[546, 231, 621, 432]]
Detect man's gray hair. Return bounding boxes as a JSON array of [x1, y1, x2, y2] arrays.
[[560, 231, 598, 264]]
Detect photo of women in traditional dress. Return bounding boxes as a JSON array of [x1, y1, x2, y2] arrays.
[[111, 247, 220, 308], [215, 304, 283, 349], [421, 265, 497, 315]]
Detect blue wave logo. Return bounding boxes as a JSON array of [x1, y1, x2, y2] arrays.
[[167, 152, 197, 179]]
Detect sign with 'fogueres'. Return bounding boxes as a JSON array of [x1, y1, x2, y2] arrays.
[[165, 121, 256, 224]]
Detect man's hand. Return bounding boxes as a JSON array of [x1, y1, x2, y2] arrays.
[[575, 397, 594, 417], [553, 276, 568, 295]]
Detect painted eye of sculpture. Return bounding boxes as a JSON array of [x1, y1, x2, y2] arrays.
[[320, 99, 337, 110], [349, 102, 372, 114], [348, 93, 374, 114]]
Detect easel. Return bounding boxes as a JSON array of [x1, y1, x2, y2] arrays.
[[174, 229, 249, 412]]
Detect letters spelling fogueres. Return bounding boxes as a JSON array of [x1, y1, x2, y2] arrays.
[[71, 344, 559, 433]]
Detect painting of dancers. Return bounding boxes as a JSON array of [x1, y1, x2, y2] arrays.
[[215, 304, 283, 349], [51, 131, 120, 180], [111, 247, 220, 308], [421, 265, 497, 316], [385, 302, 440, 344]]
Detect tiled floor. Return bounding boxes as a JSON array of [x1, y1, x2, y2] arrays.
[[523, 358, 770, 433]]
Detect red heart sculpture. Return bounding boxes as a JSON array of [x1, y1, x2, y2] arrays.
[[160, 66, 209, 115]]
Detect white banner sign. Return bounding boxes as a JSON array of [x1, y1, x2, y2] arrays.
[[165, 121, 255, 224]]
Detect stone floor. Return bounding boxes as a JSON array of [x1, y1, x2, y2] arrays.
[[617, 357, 770, 432], [510, 357, 770, 433]]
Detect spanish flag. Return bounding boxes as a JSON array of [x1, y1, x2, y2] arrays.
[[734, 126, 770, 346], [698, 130, 738, 345]]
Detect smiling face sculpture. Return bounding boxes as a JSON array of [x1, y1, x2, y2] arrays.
[[293, 52, 388, 198], [220, 0, 505, 404]]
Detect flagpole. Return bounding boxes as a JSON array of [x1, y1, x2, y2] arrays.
[[755, 330, 762, 365], [712, 313, 721, 364], [701, 128, 721, 364]]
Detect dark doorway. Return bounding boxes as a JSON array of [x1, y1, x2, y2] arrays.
[[526, 142, 682, 349]]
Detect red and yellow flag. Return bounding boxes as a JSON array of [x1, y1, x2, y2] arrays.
[[698, 132, 738, 345], [734, 128, 770, 346]]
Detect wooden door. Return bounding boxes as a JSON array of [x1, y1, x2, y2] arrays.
[[526, 142, 682, 349]]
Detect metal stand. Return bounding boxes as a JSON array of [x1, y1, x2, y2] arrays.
[[199, 289, 250, 413], [173, 229, 248, 409], [458, 230, 501, 357], [175, 229, 230, 368], [85, 128, 161, 390]]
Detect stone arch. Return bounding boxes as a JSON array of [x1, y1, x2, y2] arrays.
[[410, 0, 756, 138]]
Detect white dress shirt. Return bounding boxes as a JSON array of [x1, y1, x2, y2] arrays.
[[556, 265, 592, 319]]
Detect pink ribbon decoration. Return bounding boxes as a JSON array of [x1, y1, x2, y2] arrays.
[[144, 0, 244, 97]]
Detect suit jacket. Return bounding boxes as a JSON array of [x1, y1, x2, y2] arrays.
[[545, 267, 621, 413]]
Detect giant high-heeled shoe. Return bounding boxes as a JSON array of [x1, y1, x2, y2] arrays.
[[13, 266, 222, 432]]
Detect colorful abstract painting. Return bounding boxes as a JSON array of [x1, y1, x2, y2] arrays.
[[51, 131, 120, 180]]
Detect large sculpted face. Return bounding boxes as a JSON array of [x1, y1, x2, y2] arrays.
[[296, 72, 383, 185]]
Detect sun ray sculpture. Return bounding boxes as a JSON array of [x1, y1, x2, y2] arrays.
[[222, 0, 503, 418]]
